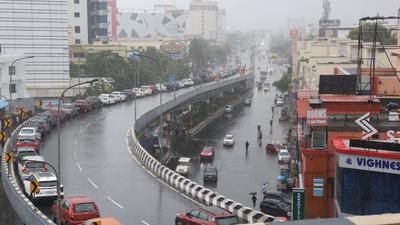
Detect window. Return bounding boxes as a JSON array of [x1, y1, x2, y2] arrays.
[[74, 26, 80, 33], [311, 130, 326, 149], [74, 0, 79, 3], [189, 210, 199, 218], [75, 39, 81, 44], [313, 178, 324, 197], [198, 212, 209, 221], [74, 12, 80, 18], [62, 201, 70, 210]]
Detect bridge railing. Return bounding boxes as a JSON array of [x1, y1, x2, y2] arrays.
[[1, 120, 54, 225], [129, 74, 275, 223]]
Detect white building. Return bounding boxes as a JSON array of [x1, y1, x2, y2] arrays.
[[68, 0, 89, 44], [186, 0, 225, 42], [0, 0, 70, 97]]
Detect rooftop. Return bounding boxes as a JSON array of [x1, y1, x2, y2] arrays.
[[319, 95, 380, 103]]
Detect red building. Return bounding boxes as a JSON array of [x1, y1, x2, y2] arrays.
[[107, 0, 117, 41], [296, 93, 384, 218]]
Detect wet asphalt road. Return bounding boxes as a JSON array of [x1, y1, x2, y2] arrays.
[[171, 60, 289, 210]]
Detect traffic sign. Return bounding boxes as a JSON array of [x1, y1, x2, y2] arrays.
[[3, 118, 12, 128], [36, 99, 43, 108], [30, 179, 40, 194], [292, 188, 305, 220], [0, 132, 7, 141], [16, 106, 25, 116], [22, 112, 28, 119], [5, 152, 12, 163], [91, 221, 101, 225]]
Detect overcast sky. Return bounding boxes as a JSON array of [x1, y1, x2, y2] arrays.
[[117, 0, 400, 31]]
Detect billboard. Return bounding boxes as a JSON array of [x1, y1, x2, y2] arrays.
[[292, 188, 305, 220], [306, 108, 327, 126], [319, 75, 357, 95]]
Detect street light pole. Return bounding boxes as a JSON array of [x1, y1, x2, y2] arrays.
[[9, 56, 34, 115], [56, 79, 98, 225], [131, 53, 163, 150]]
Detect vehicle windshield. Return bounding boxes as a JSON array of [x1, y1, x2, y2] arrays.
[[39, 181, 57, 187], [205, 169, 217, 175], [280, 151, 289, 156], [26, 162, 44, 168], [74, 203, 96, 213], [215, 216, 238, 225], [178, 161, 189, 166], [20, 129, 34, 134], [18, 151, 37, 158], [225, 136, 233, 140]]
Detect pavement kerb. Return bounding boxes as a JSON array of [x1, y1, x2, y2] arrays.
[[127, 74, 275, 223]]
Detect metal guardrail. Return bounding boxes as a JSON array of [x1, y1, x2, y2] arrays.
[[1, 120, 54, 225], [129, 74, 275, 223]]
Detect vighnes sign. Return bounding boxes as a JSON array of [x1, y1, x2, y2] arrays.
[[292, 188, 305, 220], [338, 154, 400, 175], [306, 108, 327, 126]]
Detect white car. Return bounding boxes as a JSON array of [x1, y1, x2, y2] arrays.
[[110, 91, 126, 102], [176, 157, 191, 176], [276, 98, 284, 106], [98, 94, 115, 105], [18, 127, 41, 141], [223, 134, 235, 146], [23, 172, 62, 200], [132, 88, 144, 97], [278, 149, 291, 163], [155, 84, 167, 92], [225, 105, 233, 113], [18, 155, 47, 180], [140, 86, 152, 95]]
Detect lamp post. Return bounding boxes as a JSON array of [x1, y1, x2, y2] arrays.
[[128, 52, 141, 121], [77, 48, 94, 96], [56, 79, 98, 225], [9, 56, 34, 114], [130, 53, 163, 150]]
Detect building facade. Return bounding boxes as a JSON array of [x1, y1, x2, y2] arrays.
[[0, 0, 70, 97], [68, 0, 89, 44]]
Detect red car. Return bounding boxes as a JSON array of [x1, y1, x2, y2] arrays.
[[16, 139, 40, 152], [175, 207, 238, 225], [74, 100, 90, 113], [51, 196, 100, 225], [200, 146, 215, 161]]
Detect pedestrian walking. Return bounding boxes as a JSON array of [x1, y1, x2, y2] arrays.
[[270, 119, 273, 134], [251, 193, 257, 208], [261, 182, 268, 198], [245, 141, 250, 154]]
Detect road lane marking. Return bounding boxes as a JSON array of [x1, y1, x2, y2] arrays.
[[73, 139, 78, 146], [107, 196, 124, 209], [87, 178, 98, 189], [86, 122, 92, 127], [141, 220, 150, 225], [96, 115, 105, 121], [79, 129, 83, 135], [77, 162, 82, 171]]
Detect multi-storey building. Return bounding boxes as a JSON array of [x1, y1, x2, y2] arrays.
[[0, 0, 70, 97]]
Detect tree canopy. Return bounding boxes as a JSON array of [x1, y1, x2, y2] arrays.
[[347, 22, 397, 45], [273, 71, 292, 93]]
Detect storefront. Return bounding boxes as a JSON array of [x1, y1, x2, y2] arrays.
[[333, 138, 400, 216]]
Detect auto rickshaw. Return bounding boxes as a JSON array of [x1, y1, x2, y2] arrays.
[[266, 143, 278, 154]]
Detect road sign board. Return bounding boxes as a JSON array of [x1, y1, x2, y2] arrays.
[[22, 112, 28, 119], [355, 112, 377, 140], [5, 152, 12, 163], [0, 132, 7, 141], [30, 179, 40, 194], [4, 118, 12, 128], [16, 106, 25, 116], [91, 221, 101, 225], [292, 188, 305, 220]]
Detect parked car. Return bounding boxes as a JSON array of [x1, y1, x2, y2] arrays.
[[98, 94, 115, 105], [276, 98, 284, 106], [278, 149, 291, 163], [17, 155, 47, 180], [37, 111, 57, 128], [223, 134, 234, 146], [140, 86, 152, 95], [16, 139, 41, 152], [74, 100, 90, 113], [82, 217, 123, 225], [51, 196, 100, 225], [224, 105, 233, 113], [110, 91, 126, 102], [85, 96, 102, 110], [23, 172, 61, 201], [259, 198, 291, 218], [121, 89, 135, 100], [30, 119, 50, 136], [175, 157, 191, 176], [155, 84, 167, 92], [18, 127, 41, 141], [203, 164, 218, 183], [148, 85, 159, 94], [200, 146, 215, 161], [60, 103, 79, 118], [175, 207, 238, 225], [132, 88, 145, 98], [14, 146, 38, 162]]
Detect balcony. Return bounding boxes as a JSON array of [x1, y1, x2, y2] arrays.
[[91, 10, 108, 16], [91, 23, 108, 29]]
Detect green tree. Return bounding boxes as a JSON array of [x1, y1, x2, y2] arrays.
[[347, 22, 397, 45], [69, 63, 79, 78], [83, 78, 114, 97], [273, 72, 292, 93], [189, 38, 211, 76]]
